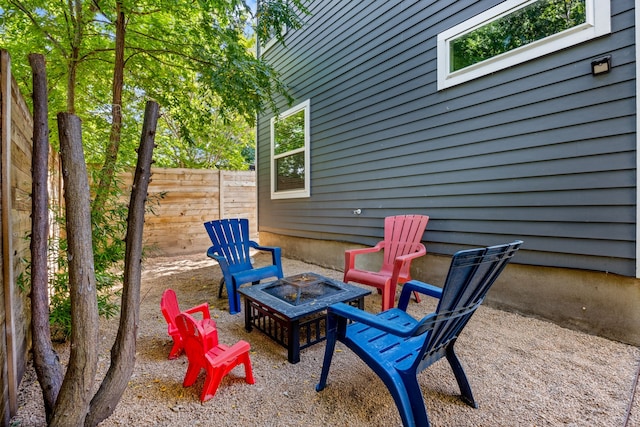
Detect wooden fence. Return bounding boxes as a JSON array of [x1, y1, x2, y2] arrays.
[[0, 51, 33, 426], [0, 50, 257, 425], [119, 168, 257, 257]]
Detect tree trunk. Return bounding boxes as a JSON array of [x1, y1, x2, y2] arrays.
[[93, 1, 125, 213], [84, 101, 159, 427], [49, 113, 99, 427], [28, 53, 64, 422], [66, 0, 84, 114]]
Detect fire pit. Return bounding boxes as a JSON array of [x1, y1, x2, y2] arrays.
[[263, 273, 343, 305], [238, 273, 370, 363]]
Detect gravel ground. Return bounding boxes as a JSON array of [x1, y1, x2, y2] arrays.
[[11, 252, 640, 426]]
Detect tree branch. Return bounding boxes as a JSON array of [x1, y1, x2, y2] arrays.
[[8, 0, 68, 57]]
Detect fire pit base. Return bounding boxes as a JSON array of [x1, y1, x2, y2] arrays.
[[238, 273, 370, 363]]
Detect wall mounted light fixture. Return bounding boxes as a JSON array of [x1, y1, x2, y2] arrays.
[[591, 56, 611, 76]]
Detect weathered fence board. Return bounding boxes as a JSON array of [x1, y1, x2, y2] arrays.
[[119, 168, 257, 257], [1, 51, 32, 425]]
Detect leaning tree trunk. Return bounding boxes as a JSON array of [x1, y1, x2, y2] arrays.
[[93, 0, 125, 213], [48, 113, 99, 427], [28, 53, 64, 421], [84, 101, 159, 427]]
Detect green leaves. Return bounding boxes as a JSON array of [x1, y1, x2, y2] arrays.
[[451, 0, 587, 72], [1, 0, 307, 169], [1, 0, 307, 337], [256, 0, 309, 46]]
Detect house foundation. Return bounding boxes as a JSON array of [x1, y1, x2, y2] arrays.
[[260, 232, 640, 347]]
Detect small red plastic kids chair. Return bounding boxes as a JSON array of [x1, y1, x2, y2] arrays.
[[160, 289, 217, 359], [175, 312, 255, 402]]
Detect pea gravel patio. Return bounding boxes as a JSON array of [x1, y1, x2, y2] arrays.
[[11, 253, 640, 426]]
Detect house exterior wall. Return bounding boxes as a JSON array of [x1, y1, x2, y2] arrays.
[[256, 0, 636, 277], [255, 1, 639, 344]]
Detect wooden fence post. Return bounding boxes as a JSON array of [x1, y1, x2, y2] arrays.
[[219, 170, 225, 219], [0, 49, 18, 419]]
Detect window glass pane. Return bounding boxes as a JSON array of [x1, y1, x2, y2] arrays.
[[274, 109, 305, 155], [275, 152, 305, 191], [450, 0, 586, 72]]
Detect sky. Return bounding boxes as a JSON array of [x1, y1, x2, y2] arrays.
[[247, 0, 257, 14], [244, 0, 258, 37]]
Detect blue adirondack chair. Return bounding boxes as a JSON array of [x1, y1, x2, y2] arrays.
[[316, 240, 523, 427], [204, 218, 284, 314]]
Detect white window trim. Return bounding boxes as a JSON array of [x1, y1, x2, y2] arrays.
[[270, 99, 311, 199], [263, 26, 288, 52], [437, 0, 611, 90]]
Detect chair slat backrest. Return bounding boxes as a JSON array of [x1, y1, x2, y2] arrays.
[[382, 215, 429, 270], [160, 289, 180, 326], [176, 313, 207, 365], [420, 241, 522, 360], [204, 219, 253, 272]]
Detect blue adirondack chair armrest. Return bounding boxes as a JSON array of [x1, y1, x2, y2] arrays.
[[206, 246, 231, 268], [248, 241, 281, 255], [248, 241, 282, 265], [327, 302, 420, 337], [206, 246, 221, 260], [397, 279, 443, 311]]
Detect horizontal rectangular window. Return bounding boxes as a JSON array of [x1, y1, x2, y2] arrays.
[[437, 0, 611, 90]]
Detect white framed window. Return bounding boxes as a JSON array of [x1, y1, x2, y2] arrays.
[[264, 26, 288, 52], [437, 0, 611, 90], [270, 99, 310, 199]]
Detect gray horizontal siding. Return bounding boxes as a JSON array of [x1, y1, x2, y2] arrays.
[[257, 0, 637, 276]]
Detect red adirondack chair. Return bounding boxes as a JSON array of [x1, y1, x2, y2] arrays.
[[343, 215, 429, 311], [160, 289, 217, 359], [176, 312, 255, 402]]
